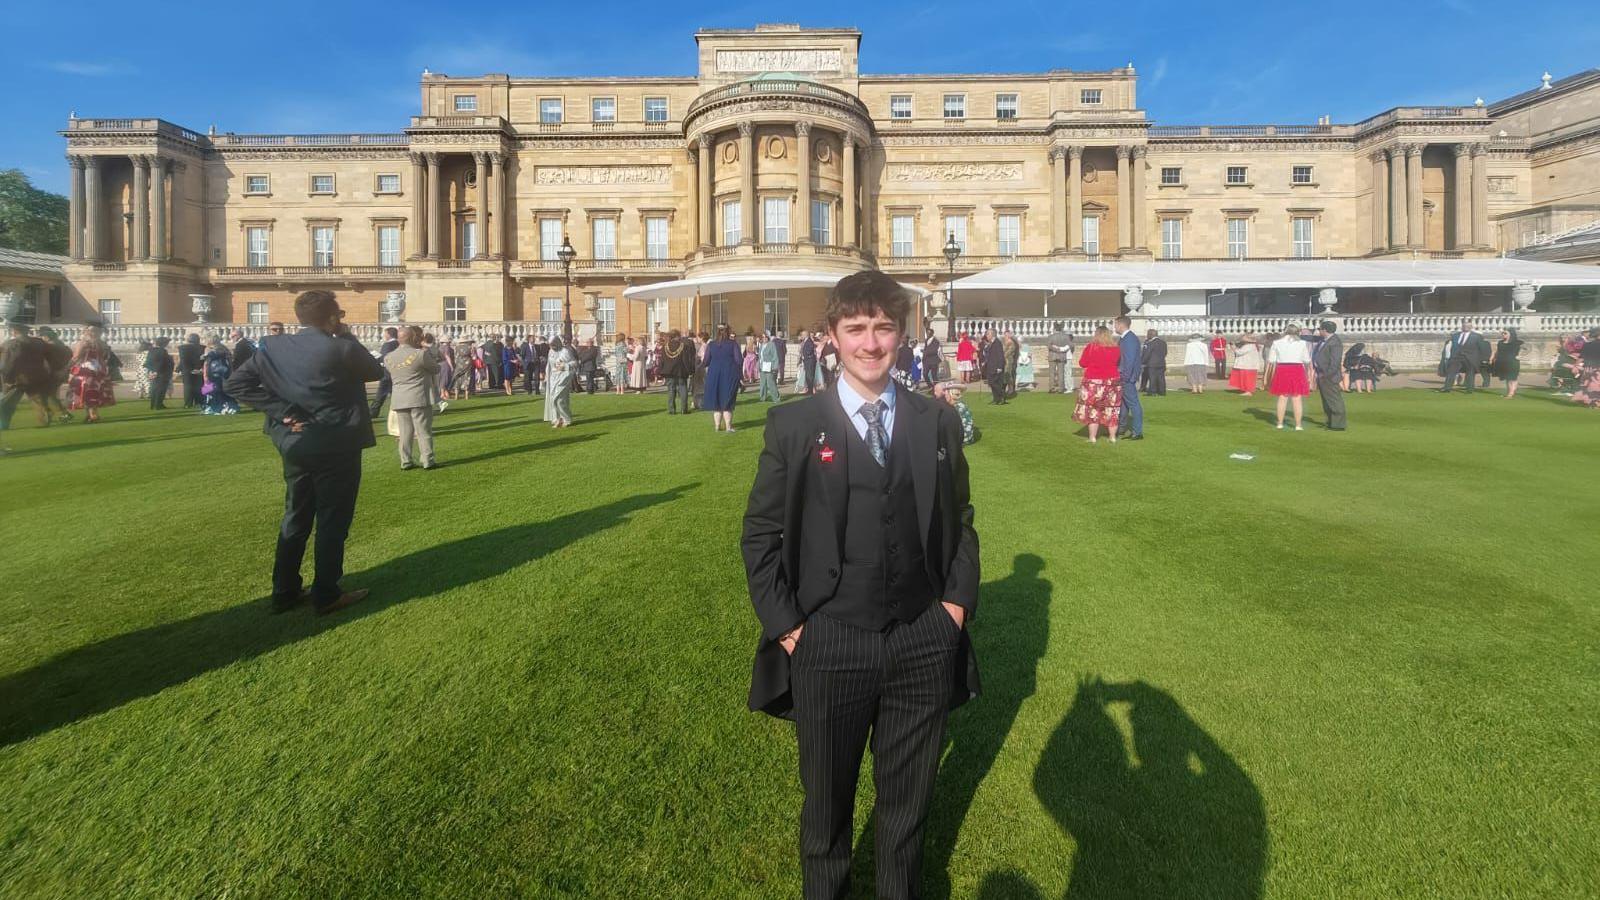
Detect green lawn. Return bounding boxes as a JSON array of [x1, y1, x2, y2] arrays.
[[1, 386, 1596, 898]]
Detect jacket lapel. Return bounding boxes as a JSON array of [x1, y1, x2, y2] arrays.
[[904, 390, 937, 548], [815, 390, 852, 557]]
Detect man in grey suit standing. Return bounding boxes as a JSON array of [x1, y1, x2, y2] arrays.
[[383, 326, 440, 470], [1439, 322, 1488, 393], [1314, 320, 1346, 431]]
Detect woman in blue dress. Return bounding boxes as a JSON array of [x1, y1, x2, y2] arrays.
[[702, 324, 741, 432], [201, 336, 238, 414]]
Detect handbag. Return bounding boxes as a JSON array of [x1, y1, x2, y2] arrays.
[[386, 409, 401, 437], [760, 359, 774, 373]]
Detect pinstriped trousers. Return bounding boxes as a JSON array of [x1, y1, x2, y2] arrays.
[[790, 602, 960, 900]]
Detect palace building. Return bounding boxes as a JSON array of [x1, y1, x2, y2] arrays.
[[52, 24, 1600, 338]]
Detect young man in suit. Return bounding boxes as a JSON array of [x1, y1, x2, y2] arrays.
[[178, 333, 205, 408], [227, 290, 384, 616], [146, 337, 175, 409], [1114, 315, 1145, 439], [742, 270, 980, 900], [1314, 320, 1346, 430], [1141, 328, 1169, 396], [1439, 322, 1488, 393]]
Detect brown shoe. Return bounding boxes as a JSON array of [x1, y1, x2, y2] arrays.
[[315, 588, 370, 616]]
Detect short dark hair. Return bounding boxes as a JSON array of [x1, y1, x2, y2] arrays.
[[268, 321, 286, 332], [1320, 320, 1337, 333], [1114, 315, 1131, 328], [825, 271, 910, 333], [385, 327, 399, 338], [8, 322, 29, 335], [294, 290, 339, 325]]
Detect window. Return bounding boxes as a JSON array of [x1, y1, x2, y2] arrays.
[[943, 94, 966, 119], [453, 95, 477, 113], [461, 221, 478, 260], [247, 301, 269, 324], [378, 225, 401, 266], [710, 294, 728, 326], [763, 197, 790, 244], [310, 174, 335, 195], [1080, 88, 1103, 105], [1161, 166, 1182, 185], [1292, 217, 1314, 258], [722, 200, 742, 246], [597, 297, 616, 336], [376, 173, 401, 194], [1226, 165, 1249, 185], [312, 227, 335, 267], [97, 299, 120, 325], [540, 98, 564, 123], [591, 97, 616, 123], [591, 218, 616, 260], [645, 216, 669, 261], [1227, 218, 1249, 259], [646, 299, 668, 336], [1161, 219, 1182, 259], [995, 93, 1018, 120], [810, 199, 832, 245], [943, 214, 967, 254], [1082, 216, 1100, 256], [1292, 165, 1314, 185], [246, 227, 270, 267], [997, 214, 1021, 257], [891, 215, 915, 257], [540, 219, 563, 260], [540, 298, 561, 322], [889, 94, 912, 119], [644, 97, 668, 122], [445, 296, 467, 321], [244, 175, 270, 195], [763, 290, 789, 335]]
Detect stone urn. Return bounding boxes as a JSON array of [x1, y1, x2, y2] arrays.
[[1511, 280, 1537, 311], [1317, 287, 1339, 313], [381, 291, 407, 323], [0, 291, 20, 324], [1122, 285, 1145, 312], [189, 293, 214, 324]]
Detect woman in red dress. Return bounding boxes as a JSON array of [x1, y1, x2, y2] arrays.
[[956, 332, 976, 383], [67, 324, 117, 423], [1265, 325, 1312, 430], [1072, 326, 1123, 443]]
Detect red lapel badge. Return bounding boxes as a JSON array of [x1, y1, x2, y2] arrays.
[[817, 431, 835, 464]]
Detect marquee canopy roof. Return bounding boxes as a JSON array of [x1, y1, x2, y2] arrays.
[[621, 269, 929, 301], [948, 258, 1600, 293]]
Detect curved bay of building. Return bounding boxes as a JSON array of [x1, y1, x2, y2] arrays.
[[54, 25, 1600, 337]]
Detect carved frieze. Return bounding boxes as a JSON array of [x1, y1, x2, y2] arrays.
[[715, 49, 843, 74], [533, 165, 672, 186], [878, 133, 1051, 147], [212, 149, 411, 161], [885, 162, 1024, 183], [517, 137, 683, 150]]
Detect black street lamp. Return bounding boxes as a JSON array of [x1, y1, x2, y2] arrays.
[[558, 235, 577, 344], [942, 232, 961, 342]]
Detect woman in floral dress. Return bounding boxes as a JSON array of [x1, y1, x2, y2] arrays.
[[67, 325, 117, 423]]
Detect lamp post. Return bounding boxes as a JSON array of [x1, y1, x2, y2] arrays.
[[558, 235, 577, 344], [942, 232, 961, 342]]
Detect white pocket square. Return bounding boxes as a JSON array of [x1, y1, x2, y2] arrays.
[[937, 447, 948, 461]]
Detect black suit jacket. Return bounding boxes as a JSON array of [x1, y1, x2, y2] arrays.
[[226, 328, 385, 462], [177, 341, 204, 374], [1452, 331, 1488, 367], [1313, 334, 1343, 377], [980, 341, 1006, 378], [741, 387, 981, 718], [232, 339, 255, 371]]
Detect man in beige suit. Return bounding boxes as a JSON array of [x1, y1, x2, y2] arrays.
[[382, 326, 440, 470]]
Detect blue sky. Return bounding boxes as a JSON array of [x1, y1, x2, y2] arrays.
[[7, 0, 1596, 195]]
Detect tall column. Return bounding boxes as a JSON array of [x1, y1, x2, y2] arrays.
[[473, 152, 489, 259], [1406, 144, 1424, 249], [842, 135, 857, 248], [409, 152, 427, 259], [1049, 148, 1064, 251], [1387, 146, 1407, 250], [425, 152, 442, 258], [1471, 143, 1489, 248], [150, 157, 168, 261], [67, 157, 85, 260], [1115, 145, 1132, 252], [490, 151, 504, 258], [696, 134, 712, 249], [83, 156, 103, 261], [131, 156, 150, 261], [1370, 151, 1388, 252], [1068, 146, 1083, 254], [1452, 143, 1473, 249], [1131, 146, 1148, 252], [795, 121, 812, 244], [738, 122, 755, 245]]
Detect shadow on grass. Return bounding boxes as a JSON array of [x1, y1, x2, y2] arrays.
[[976, 679, 1266, 899], [0, 484, 695, 748], [2, 430, 219, 458], [434, 417, 544, 437], [575, 408, 664, 426], [445, 433, 597, 466], [1240, 406, 1279, 426]]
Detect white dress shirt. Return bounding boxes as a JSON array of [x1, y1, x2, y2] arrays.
[[836, 376, 897, 444]]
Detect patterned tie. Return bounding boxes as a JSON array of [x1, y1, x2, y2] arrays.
[[858, 400, 888, 467]]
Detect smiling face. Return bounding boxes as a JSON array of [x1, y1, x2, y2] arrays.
[[829, 311, 901, 394]]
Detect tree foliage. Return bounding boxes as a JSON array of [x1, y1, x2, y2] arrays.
[[0, 169, 69, 255]]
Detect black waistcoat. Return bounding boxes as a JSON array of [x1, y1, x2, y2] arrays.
[[824, 411, 936, 631]]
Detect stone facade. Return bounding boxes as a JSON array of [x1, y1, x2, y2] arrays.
[[55, 25, 1600, 335]]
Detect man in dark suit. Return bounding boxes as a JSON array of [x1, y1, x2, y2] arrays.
[[742, 270, 980, 900], [1, 323, 51, 446], [530, 334, 549, 394], [146, 337, 174, 409], [660, 329, 695, 413], [577, 338, 599, 393], [227, 289, 384, 616], [368, 327, 400, 417], [1141, 328, 1168, 396], [773, 331, 788, 385], [1439, 322, 1488, 393], [1314, 320, 1346, 430], [922, 329, 942, 390], [230, 329, 255, 371], [481, 334, 505, 392], [177, 333, 205, 407], [797, 331, 818, 395], [1114, 315, 1144, 439], [980, 328, 1007, 404]]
